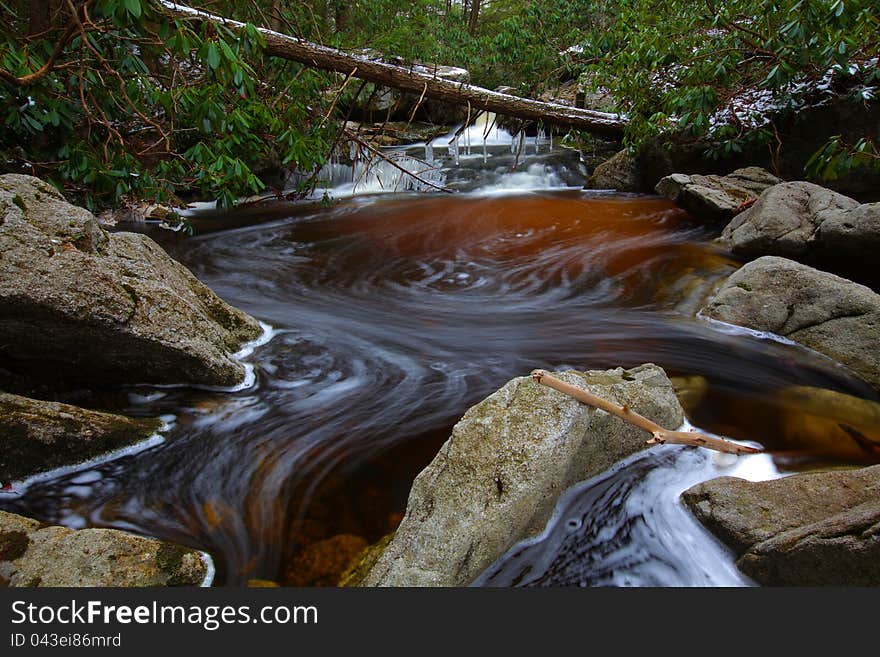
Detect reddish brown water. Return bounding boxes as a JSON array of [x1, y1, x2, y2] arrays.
[[4, 189, 877, 585]]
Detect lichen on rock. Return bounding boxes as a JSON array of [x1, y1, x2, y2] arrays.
[[0, 509, 208, 586], [358, 364, 684, 586]]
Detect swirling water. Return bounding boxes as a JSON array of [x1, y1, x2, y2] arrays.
[[3, 187, 877, 585]]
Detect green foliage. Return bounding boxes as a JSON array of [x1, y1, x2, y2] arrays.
[[2, 0, 877, 208], [569, 0, 879, 176], [805, 135, 880, 179], [0, 0, 335, 209]]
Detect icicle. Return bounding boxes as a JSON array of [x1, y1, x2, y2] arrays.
[[425, 142, 434, 163], [510, 133, 517, 154], [465, 127, 471, 156], [549, 131, 553, 152], [482, 135, 487, 164], [450, 135, 460, 166]]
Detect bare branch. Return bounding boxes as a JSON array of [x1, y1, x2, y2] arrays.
[[530, 369, 762, 455]]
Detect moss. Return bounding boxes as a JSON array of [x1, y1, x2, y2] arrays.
[[12, 194, 25, 212], [156, 543, 190, 585], [338, 533, 395, 587], [27, 576, 42, 587], [735, 282, 753, 292], [0, 530, 30, 561]]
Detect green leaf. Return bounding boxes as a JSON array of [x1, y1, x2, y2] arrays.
[[206, 43, 220, 70], [123, 0, 141, 19]]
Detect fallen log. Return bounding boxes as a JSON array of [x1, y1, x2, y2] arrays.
[[158, 2, 628, 137]]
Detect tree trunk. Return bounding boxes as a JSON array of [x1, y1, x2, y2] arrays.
[[468, 0, 480, 36], [158, 2, 627, 137], [28, 0, 52, 37]]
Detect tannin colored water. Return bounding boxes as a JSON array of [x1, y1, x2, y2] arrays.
[[3, 189, 877, 585]]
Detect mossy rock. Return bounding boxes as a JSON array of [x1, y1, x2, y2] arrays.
[[0, 391, 161, 483]]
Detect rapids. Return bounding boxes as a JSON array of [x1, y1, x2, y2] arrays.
[[2, 181, 877, 586]]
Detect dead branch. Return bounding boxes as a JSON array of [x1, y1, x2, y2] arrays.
[[530, 369, 762, 455], [343, 128, 453, 193]]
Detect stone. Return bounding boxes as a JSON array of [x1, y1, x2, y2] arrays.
[[0, 391, 161, 483], [358, 364, 684, 586], [0, 509, 208, 586], [585, 149, 640, 192], [700, 256, 880, 391], [655, 167, 781, 221], [0, 174, 263, 390], [720, 181, 880, 281], [283, 534, 369, 587], [681, 465, 880, 585]]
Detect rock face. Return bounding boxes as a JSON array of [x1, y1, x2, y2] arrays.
[[719, 181, 880, 281], [655, 167, 781, 221], [0, 174, 263, 389], [0, 392, 161, 484], [358, 364, 684, 587], [585, 149, 640, 192], [681, 465, 880, 585], [700, 256, 880, 390], [0, 509, 208, 586]]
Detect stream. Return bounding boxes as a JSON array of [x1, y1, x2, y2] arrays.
[[2, 140, 877, 587]]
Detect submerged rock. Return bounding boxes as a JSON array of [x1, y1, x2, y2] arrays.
[[719, 181, 880, 282], [681, 465, 880, 585], [700, 256, 880, 391], [655, 167, 781, 222], [0, 392, 161, 483], [0, 174, 263, 389], [357, 364, 684, 586], [282, 534, 369, 587], [0, 509, 208, 586]]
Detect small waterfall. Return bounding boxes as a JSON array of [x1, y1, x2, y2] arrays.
[[308, 140, 446, 197]]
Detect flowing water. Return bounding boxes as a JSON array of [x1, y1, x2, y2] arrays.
[[3, 169, 878, 586]]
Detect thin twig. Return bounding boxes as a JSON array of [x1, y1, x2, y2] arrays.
[[343, 128, 454, 193], [531, 370, 762, 455]]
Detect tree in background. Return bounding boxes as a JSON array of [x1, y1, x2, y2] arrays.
[[1, 0, 876, 209], [568, 0, 879, 173]]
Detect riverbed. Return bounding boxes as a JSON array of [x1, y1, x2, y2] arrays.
[[3, 184, 876, 585]]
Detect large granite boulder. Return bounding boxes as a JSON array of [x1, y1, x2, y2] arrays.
[[682, 465, 880, 585], [585, 149, 640, 192], [357, 364, 685, 586], [0, 392, 161, 484], [700, 256, 880, 391], [0, 510, 208, 586], [719, 181, 880, 284], [0, 174, 263, 389], [655, 167, 781, 222]]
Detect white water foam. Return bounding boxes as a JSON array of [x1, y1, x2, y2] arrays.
[[0, 430, 168, 498]]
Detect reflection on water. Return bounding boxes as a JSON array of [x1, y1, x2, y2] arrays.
[[3, 189, 877, 585]]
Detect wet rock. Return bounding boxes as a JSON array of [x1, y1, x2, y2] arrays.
[[769, 386, 880, 462], [585, 149, 640, 192], [283, 534, 369, 587], [655, 167, 781, 221], [0, 174, 263, 390], [358, 364, 684, 586], [681, 464, 880, 585], [0, 509, 208, 586], [0, 391, 161, 483], [719, 181, 880, 282], [700, 256, 880, 391]]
